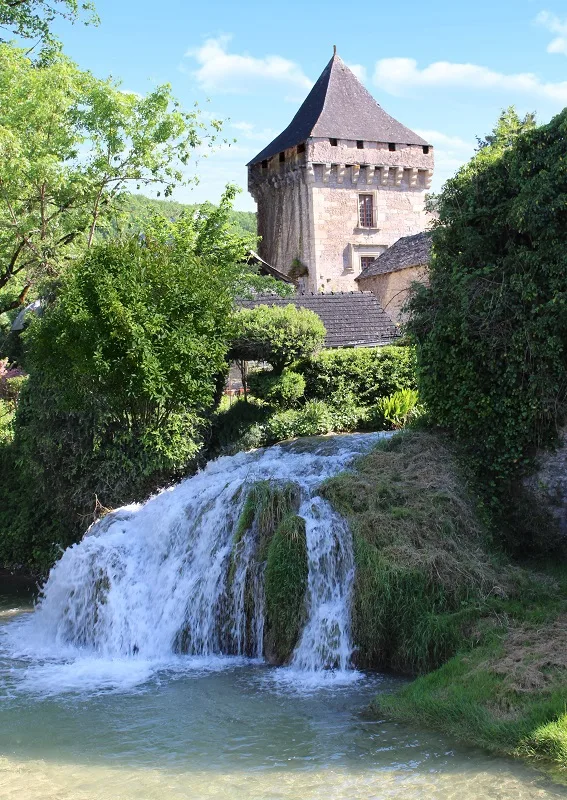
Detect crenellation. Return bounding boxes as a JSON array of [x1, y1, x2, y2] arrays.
[[247, 52, 433, 294]]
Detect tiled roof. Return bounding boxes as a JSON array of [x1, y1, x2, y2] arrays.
[[248, 54, 428, 165], [357, 232, 432, 280], [237, 292, 399, 348]]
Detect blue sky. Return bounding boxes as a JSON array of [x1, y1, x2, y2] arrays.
[[54, 0, 567, 210]]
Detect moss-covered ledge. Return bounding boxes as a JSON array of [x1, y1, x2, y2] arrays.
[[321, 430, 567, 774]]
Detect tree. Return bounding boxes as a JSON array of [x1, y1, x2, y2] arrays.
[[140, 185, 293, 299], [230, 305, 326, 374], [1, 228, 239, 568], [0, 0, 97, 44], [0, 44, 223, 314], [407, 107, 567, 496]]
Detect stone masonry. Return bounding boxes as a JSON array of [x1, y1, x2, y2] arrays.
[[247, 53, 433, 294]]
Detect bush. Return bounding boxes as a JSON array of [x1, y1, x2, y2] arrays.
[[209, 398, 269, 456], [0, 234, 237, 571], [367, 389, 422, 430], [299, 345, 416, 403], [264, 409, 300, 443], [407, 107, 567, 496], [230, 304, 326, 374], [247, 369, 305, 408], [296, 400, 334, 437], [326, 384, 363, 432]]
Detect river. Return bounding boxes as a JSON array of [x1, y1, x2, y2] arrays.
[[1, 435, 567, 799], [0, 581, 565, 800]]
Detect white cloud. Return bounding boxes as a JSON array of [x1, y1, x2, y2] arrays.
[[415, 130, 474, 151], [346, 63, 367, 82], [186, 35, 313, 94], [231, 121, 278, 142], [414, 129, 476, 192], [536, 11, 567, 55], [373, 57, 567, 103]]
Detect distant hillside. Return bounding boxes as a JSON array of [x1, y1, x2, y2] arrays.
[[106, 194, 257, 239]]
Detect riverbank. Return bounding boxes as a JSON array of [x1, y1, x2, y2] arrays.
[[322, 431, 567, 774]]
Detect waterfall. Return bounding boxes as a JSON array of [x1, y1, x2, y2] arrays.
[[11, 434, 382, 678]]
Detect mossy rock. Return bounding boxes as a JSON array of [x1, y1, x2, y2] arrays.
[[320, 431, 507, 673], [227, 480, 304, 658], [264, 513, 308, 665]]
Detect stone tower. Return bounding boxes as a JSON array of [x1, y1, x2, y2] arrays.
[[247, 52, 434, 293]]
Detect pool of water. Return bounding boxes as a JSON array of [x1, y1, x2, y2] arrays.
[[0, 586, 565, 800]]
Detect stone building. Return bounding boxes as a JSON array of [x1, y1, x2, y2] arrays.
[[356, 231, 431, 322], [247, 50, 434, 294]]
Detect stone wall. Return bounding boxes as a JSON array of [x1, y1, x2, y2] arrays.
[[524, 427, 567, 537], [311, 165, 430, 293], [357, 265, 428, 323], [250, 155, 314, 290], [248, 138, 433, 293]]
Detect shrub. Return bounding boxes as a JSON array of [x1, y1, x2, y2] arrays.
[[296, 400, 334, 437], [209, 398, 269, 456], [367, 389, 422, 430], [0, 375, 27, 401], [230, 304, 326, 374], [326, 384, 362, 432], [0, 398, 15, 445], [247, 369, 305, 408], [407, 107, 567, 496], [299, 346, 416, 403], [0, 234, 237, 571], [264, 409, 300, 443]]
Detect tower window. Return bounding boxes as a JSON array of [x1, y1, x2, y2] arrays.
[[360, 256, 376, 270], [261, 159, 268, 168], [356, 140, 364, 149], [358, 194, 374, 228], [329, 138, 338, 146], [388, 143, 396, 152], [297, 142, 305, 153], [279, 152, 285, 162], [422, 145, 430, 154]]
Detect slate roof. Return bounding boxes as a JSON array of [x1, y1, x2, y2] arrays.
[[356, 232, 432, 280], [248, 54, 428, 166], [237, 292, 399, 348], [247, 250, 295, 284]]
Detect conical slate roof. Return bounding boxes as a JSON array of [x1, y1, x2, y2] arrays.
[[248, 53, 428, 165]]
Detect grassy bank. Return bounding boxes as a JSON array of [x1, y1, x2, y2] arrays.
[[322, 431, 567, 773]]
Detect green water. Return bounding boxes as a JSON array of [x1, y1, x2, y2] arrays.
[[0, 586, 565, 800]]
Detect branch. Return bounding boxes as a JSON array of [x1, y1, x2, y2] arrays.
[[0, 283, 32, 315]]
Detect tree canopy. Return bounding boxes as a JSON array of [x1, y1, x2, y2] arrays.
[[407, 107, 567, 493], [0, 44, 223, 314], [0, 0, 97, 44], [231, 305, 326, 373]]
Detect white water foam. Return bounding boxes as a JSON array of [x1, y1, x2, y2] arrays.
[[2, 434, 386, 693]]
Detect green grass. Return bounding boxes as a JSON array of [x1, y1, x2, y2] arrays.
[[321, 431, 506, 673], [376, 596, 567, 772], [264, 513, 308, 664], [322, 430, 567, 773]]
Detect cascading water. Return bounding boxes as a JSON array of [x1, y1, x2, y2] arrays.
[[6, 434, 383, 685]]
